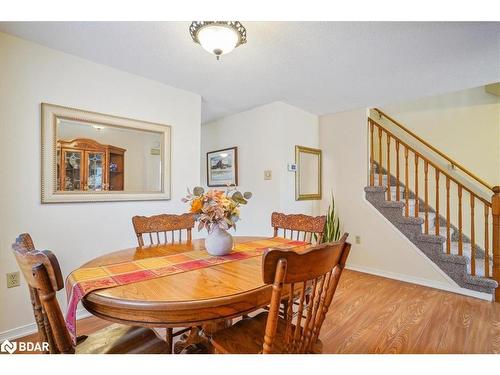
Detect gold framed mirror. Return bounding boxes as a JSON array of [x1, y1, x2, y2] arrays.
[[295, 145, 322, 201], [41, 103, 171, 203]]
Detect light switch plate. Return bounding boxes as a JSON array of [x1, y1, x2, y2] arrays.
[[264, 170, 272, 180], [6, 272, 20, 288]]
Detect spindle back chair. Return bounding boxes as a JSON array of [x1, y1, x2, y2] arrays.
[[132, 213, 195, 247], [11, 234, 167, 354], [271, 212, 326, 244], [262, 233, 349, 353], [12, 234, 79, 353], [12, 233, 61, 353], [211, 233, 350, 354]]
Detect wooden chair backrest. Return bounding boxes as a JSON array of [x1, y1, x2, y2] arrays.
[[132, 213, 195, 247], [261, 233, 350, 354], [271, 212, 326, 245], [12, 234, 74, 354]]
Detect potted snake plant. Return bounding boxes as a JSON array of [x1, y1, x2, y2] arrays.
[[316, 191, 341, 243]]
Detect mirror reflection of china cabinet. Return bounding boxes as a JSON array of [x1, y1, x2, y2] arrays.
[[56, 138, 126, 191]]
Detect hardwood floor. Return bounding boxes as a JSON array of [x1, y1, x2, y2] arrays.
[[321, 270, 500, 353], [11, 270, 500, 354]]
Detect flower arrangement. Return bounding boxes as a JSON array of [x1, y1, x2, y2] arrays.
[[182, 186, 252, 232]]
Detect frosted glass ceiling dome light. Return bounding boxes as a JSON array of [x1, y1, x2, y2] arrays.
[[190, 21, 247, 60]]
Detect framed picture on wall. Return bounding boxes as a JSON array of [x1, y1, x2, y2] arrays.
[[206, 147, 238, 187]]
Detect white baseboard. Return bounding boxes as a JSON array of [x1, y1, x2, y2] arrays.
[[0, 309, 92, 342], [346, 263, 493, 302]]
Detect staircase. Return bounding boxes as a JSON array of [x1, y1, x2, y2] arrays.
[[365, 109, 500, 299]]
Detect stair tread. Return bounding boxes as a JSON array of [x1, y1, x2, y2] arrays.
[[466, 274, 498, 288], [441, 241, 492, 277], [432, 226, 455, 238], [467, 261, 491, 278], [389, 185, 405, 191], [448, 242, 491, 259], [418, 212, 436, 219], [390, 192, 408, 200], [373, 175, 388, 183]]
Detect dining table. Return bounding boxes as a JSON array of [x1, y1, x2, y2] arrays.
[[79, 236, 310, 353]]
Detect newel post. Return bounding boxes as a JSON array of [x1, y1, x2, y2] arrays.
[[492, 186, 500, 302]]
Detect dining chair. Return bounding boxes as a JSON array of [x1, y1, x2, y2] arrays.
[[11, 233, 168, 354], [131, 213, 196, 351], [132, 213, 195, 247], [271, 212, 326, 244], [269, 211, 327, 319], [211, 233, 350, 354]]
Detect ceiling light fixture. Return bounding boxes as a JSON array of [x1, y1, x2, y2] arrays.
[[189, 21, 247, 60]]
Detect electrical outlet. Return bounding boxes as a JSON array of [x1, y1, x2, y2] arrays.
[[355, 236, 361, 245], [6, 272, 20, 288]]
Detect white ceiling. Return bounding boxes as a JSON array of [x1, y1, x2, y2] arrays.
[[0, 22, 499, 123]]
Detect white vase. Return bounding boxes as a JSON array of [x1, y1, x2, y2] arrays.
[[205, 226, 234, 256]]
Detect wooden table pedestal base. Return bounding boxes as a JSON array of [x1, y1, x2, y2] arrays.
[[174, 320, 232, 354]]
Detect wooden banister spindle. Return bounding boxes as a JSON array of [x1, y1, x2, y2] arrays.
[[395, 141, 400, 201], [386, 135, 391, 201], [484, 204, 490, 278], [470, 195, 476, 276], [378, 126, 383, 186], [424, 161, 429, 234], [491, 186, 500, 302], [458, 185, 463, 256], [446, 177, 450, 254], [369, 120, 374, 186], [404, 147, 409, 217], [414, 155, 419, 217], [435, 170, 440, 236]]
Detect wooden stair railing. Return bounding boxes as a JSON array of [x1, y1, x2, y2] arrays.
[[373, 108, 494, 191], [368, 113, 500, 301]]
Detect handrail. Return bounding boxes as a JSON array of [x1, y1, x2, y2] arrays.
[[373, 108, 494, 192], [368, 118, 491, 207]]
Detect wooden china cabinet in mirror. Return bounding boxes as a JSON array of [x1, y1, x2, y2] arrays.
[[56, 138, 126, 191]]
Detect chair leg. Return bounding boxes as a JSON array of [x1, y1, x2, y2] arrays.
[[282, 300, 289, 321], [166, 328, 173, 354]]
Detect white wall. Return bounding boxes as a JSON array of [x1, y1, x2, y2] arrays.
[[0, 32, 201, 337], [201, 102, 320, 236], [202, 102, 466, 294], [319, 109, 457, 289]]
